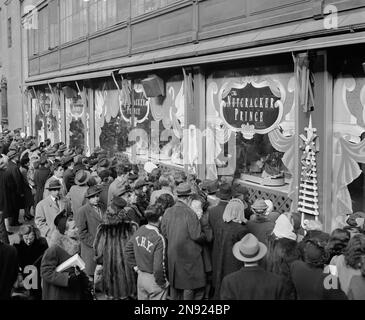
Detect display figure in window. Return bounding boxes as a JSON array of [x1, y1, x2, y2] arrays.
[[261, 152, 285, 186]]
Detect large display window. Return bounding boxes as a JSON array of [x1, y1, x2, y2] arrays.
[[205, 61, 296, 211], [331, 51, 365, 223]]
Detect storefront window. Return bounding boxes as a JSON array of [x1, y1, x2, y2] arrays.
[[205, 63, 296, 191], [65, 95, 86, 150], [332, 53, 365, 218], [149, 74, 185, 168]]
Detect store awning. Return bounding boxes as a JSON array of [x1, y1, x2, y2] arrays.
[[118, 30, 365, 74], [25, 69, 117, 87]]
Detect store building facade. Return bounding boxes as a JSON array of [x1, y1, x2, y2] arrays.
[[22, 0, 365, 232]]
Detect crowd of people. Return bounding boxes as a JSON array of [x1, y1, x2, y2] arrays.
[[0, 129, 365, 300]]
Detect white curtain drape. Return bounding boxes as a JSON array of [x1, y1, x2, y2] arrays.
[[332, 135, 365, 227], [268, 128, 296, 199]]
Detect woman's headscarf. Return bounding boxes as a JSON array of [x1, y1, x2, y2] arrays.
[[223, 198, 247, 224]]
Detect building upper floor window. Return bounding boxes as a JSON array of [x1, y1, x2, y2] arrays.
[[131, 0, 180, 17]]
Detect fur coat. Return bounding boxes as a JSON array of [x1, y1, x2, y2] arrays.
[[93, 220, 138, 299]]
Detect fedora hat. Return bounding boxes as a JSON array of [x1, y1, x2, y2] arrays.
[[98, 158, 110, 168], [47, 180, 62, 190], [111, 196, 127, 210], [201, 179, 219, 195], [232, 233, 267, 262], [216, 183, 232, 200], [128, 172, 138, 181], [85, 185, 102, 198], [176, 182, 193, 197], [54, 209, 68, 235], [134, 178, 149, 190], [232, 184, 249, 197], [117, 185, 132, 197], [75, 170, 90, 186]]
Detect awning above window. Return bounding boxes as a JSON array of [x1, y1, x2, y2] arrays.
[[25, 69, 117, 87], [118, 30, 365, 74]]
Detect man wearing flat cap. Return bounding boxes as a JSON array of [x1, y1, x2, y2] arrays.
[[161, 182, 209, 300], [76, 185, 105, 278]]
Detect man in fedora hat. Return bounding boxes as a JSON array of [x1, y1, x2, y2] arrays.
[[161, 182, 209, 300], [4, 150, 25, 226], [67, 170, 90, 217], [220, 233, 287, 300], [43, 162, 68, 200], [76, 185, 104, 279], [62, 155, 75, 192], [35, 180, 69, 244], [208, 182, 232, 297]]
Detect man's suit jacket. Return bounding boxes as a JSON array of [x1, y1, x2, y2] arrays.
[[35, 196, 66, 243]]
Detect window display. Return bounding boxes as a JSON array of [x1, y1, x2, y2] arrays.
[[206, 64, 296, 191], [331, 56, 365, 219]]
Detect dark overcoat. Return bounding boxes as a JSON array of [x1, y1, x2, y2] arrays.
[[34, 166, 51, 205], [0, 242, 19, 300], [211, 221, 249, 299], [220, 266, 287, 300], [76, 203, 104, 276], [41, 245, 84, 300], [208, 201, 228, 291], [4, 161, 25, 216], [161, 200, 207, 290]]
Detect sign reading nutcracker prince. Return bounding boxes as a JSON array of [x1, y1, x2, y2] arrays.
[[220, 77, 284, 139]]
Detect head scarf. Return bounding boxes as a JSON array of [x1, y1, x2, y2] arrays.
[[223, 198, 247, 224]]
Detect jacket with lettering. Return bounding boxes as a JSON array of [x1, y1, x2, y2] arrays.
[[125, 224, 168, 288]]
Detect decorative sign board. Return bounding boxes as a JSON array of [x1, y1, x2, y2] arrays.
[[220, 79, 284, 139]]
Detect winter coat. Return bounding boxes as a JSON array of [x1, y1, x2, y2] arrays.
[[0, 242, 19, 300], [208, 201, 228, 291], [0, 169, 10, 219], [107, 176, 128, 206], [246, 217, 275, 246], [220, 266, 288, 300], [94, 220, 139, 299], [67, 185, 89, 217], [161, 200, 208, 290], [34, 166, 51, 205], [35, 196, 69, 244], [290, 260, 348, 300], [20, 166, 34, 208], [99, 182, 111, 212], [76, 203, 104, 276], [63, 169, 75, 192], [211, 220, 249, 299], [4, 161, 25, 216], [40, 230, 87, 300]]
